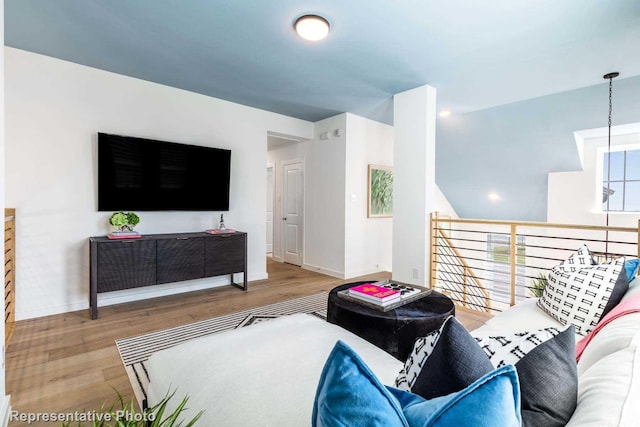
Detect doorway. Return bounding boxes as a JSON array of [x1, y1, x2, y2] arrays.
[[281, 160, 304, 266]]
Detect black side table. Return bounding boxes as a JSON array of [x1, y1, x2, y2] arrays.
[[327, 282, 455, 361]]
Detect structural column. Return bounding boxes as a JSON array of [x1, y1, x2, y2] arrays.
[[392, 85, 437, 286]]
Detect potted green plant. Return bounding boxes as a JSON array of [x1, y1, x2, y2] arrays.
[[530, 272, 548, 298], [109, 212, 140, 233], [61, 390, 202, 427]]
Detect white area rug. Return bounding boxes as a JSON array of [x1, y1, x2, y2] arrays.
[[115, 292, 328, 408]]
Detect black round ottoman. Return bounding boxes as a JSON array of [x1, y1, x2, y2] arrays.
[[327, 282, 455, 361]]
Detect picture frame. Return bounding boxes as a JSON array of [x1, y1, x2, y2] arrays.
[[368, 164, 393, 218]]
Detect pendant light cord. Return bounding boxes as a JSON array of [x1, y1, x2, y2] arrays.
[[604, 72, 619, 257]]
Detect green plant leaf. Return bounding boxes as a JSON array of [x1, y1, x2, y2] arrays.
[[126, 212, 140, 227], [109, 212, 129, 228], [61, 387, 203, 427], [530, 272, 548, 298]]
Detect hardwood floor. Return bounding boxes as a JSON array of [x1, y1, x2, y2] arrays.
[[6, 259, 488, 425]]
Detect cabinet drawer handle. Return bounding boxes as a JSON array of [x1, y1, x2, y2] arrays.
[[177, 237, 189, 240], [121, 240, 138, 243]]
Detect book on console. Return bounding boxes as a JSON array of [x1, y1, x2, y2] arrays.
[[205, 229, 237, 234], [107, 233, 142, 240], [348, 283, 401, 304]]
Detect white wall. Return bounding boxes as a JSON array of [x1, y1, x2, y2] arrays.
[[266, 115, 347, 277], [5, 47, 313, 319], [0, 0, 9, 411], [301, 115, 348, 277], [548, 132, 640, 228], [267, 112, 403, 279], [344, 113, 394, 277], [392, 85, 437, 286]]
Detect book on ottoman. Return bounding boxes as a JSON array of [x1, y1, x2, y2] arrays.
[[348, 284, 401, 305]]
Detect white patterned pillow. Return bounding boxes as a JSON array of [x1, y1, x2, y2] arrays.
[[474, 327, 561, 367], [537, 247, 627, 336], [554, 244, 596, 272]]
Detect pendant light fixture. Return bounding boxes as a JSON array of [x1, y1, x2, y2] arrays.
[[603, 71, 619, 257]]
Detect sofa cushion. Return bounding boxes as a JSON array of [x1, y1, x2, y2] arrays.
[[577, 311, 640, 375], [537, 248, 627, 336], [480, 298, 564, 333], [621, 275, 640, 302], [473, 326, 577, 427], [395, 316, 493, 399], [146, 313, 403, 427], [313, 340, 522, 427], [567, 342, 640, 426]]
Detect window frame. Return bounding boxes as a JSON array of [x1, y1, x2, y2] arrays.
[[598, 144, 640, 213], [486, 233, 527, 304]]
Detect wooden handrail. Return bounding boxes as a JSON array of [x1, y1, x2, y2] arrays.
[[434, 217, 637, 233], [431, 212, 639, 314]]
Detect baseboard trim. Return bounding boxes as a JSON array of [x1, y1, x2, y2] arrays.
[[302, 263, 345, 279], [16, 273, 268, 320], [343, 268, 389, 280]]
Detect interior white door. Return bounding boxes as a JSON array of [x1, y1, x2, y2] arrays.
[[282, 161, 304, 266], [266, 166, 274, 254]]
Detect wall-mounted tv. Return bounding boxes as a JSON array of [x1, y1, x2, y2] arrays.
[[98, 133, 231, 211]]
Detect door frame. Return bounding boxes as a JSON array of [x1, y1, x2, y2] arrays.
[[266, 163, 275, 255], [278, 158, 305, 265]]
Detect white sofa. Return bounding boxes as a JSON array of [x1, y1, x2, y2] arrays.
[[473, 276, 640, 426], [147, 276, 640, 426]]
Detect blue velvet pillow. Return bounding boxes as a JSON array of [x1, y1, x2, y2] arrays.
[[312, 340, 408, 427], [388, 365, 521, 427], [625, 259, 640, 282], [312, 340, 521, 427]]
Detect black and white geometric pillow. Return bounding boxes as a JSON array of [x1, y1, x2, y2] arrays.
[[537, 256, 627, 336], [473, 327, 560, 367], [395, 316, 493, 399], [555, 244, 597, 272], [395, 325, 441, 391], [473, 326, 578, 427]]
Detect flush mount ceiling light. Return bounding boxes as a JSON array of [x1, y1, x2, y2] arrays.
[[488, 192, 501, 202], [294, 15, 330, 41], [439, 110, 452, 118]]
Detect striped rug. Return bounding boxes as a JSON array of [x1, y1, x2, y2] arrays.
[[115, 292, 328, 408]]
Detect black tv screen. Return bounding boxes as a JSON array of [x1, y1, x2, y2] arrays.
[[98, 133, 231, 211]]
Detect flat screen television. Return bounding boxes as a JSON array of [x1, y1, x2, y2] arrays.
[[98, 133, 231, 211]]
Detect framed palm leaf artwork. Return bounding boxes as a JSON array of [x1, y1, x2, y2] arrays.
[[368, 164, 393, 218]]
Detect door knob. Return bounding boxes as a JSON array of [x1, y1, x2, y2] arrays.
[[282, 217, 287, 221]]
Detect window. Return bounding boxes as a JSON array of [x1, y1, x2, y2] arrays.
[[486, 234, 526, 304], [602, 148, 640, 212]]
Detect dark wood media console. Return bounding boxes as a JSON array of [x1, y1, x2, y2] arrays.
[[89, 231, 247, 319]]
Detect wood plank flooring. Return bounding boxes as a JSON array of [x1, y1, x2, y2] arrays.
[[6, 259, 488, 425]]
